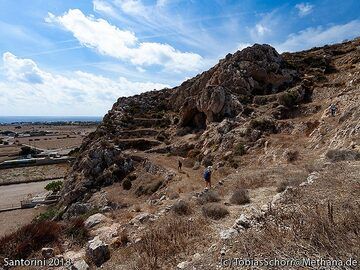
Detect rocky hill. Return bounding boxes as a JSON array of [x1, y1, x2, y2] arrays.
[[3, 38, 358, 270]]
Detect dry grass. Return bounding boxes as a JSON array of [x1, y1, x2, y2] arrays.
[[202, 203, 229, 220], [326, 149, 360, 162], [0, 218, 90, 263], [0, 164, 68, 185], [233, 202, 360, 260], [113, 216, 208, 270], [276, 180, 289, 193], [229, 188, 250, 205], [64, 217, 89, 245], [0, 221, 61, 260]]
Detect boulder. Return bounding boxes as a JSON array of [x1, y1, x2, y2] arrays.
[[71, 259, 89, 270], [177, 261, 190, 269], [41, 248, 54, 259], [63, 203, 93, 219], [219, 228, 238, 240], [233, 214, 251, 230], [86, 237, 110, 267], [84, 213, 108, 229]]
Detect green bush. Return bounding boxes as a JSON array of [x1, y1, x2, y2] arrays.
[[44, 181, 63, 193], [37, 208, 58, 221], [235, 143, 246, 156]]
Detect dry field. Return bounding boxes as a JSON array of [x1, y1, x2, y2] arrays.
[[15, 135, 84, 150], [0, 208, 43, 237], [0, 124, 97, 150], [0, 145, 21, 162], [0, 164, 69, 185]]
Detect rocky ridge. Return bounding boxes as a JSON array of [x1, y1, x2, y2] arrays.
[[52, 38, 360, 269]]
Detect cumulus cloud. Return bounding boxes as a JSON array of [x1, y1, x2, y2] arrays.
[[295, 3, 314, 17], [3, 52, 47, 84], [276, 20, 360, 52], [46, 9, 203, 72], [0, 52, 169, 115]]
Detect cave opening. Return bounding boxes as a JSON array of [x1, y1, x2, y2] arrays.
[[182, 108, 207, 130]]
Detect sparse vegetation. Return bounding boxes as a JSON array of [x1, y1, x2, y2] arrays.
[[172, 200, 192, 216], [284, 149, 299, 162], [197, 190, 221, 205], [249, 118, 276, 133], [0, 221, 61, 259], [234, 143, 246, 156], [276, 180, 289, 193], [133, 216, 206, 269], [234, 202, 360, 260], [230, 188, 250, 205], [202, 203, 229, 220], [37, 207, 58, 221], [122, 178, 132, 190], [64, 217, 89, 245], [326, 149, 360, 162]]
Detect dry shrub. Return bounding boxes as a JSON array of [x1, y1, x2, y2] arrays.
[[172, 200, 192, 216], [276, 180, 289, 193], [65, 217, 89, 245], [234, 202, 360, 260], [122, 178, 132, 190], [326, 149, 360, 162], [0, 221, 61, 260], [202, 203, 229, 220], [112, 230, 130, 249], [230, 188, 250, 205], [134, 216, 206, 269], [197, 190, 220, 205], [284, 150, 299, 162]]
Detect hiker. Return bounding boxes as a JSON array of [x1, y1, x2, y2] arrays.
[[329, 103, 337, 117], [178, 159, 183, 172], [203, 166, 212, 189]]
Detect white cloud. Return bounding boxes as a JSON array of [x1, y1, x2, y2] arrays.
[[0, 52, 169, 115], [3, 52, 47, 84], [156, 0, 169, 7], [93, 0, 117, 17], [295, 3, 314, 17], [276, 20, 360, 52], [255, 24, 270, 36], [249, 11, 278, 42], [237, 43, 252, 51], [113, 0, 147, 16], [46, 9, 203, 72]]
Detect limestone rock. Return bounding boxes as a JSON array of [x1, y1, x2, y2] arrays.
[[84, 213, 108, 228], [71, 259, 89, 270], [86, 236, 110, 267], [220, 228, 238, 240]]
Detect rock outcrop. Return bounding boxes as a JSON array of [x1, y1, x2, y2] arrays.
[[59, 38, 360, 218]]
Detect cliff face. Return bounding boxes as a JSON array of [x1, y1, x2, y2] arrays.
[[59, 38, 360, 215]]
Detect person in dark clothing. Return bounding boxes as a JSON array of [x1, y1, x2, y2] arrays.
[[330, 103, 337, 117], [203, 166, 212, 189], [178, 159, 183, 172]]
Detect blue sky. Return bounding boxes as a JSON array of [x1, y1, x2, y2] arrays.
[[0, 0, 359, 116]]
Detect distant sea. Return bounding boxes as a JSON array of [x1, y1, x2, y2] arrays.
[[0, 116, 102, 124]]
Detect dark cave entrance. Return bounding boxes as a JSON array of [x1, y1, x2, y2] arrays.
[[182, 108, 207, 130]]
